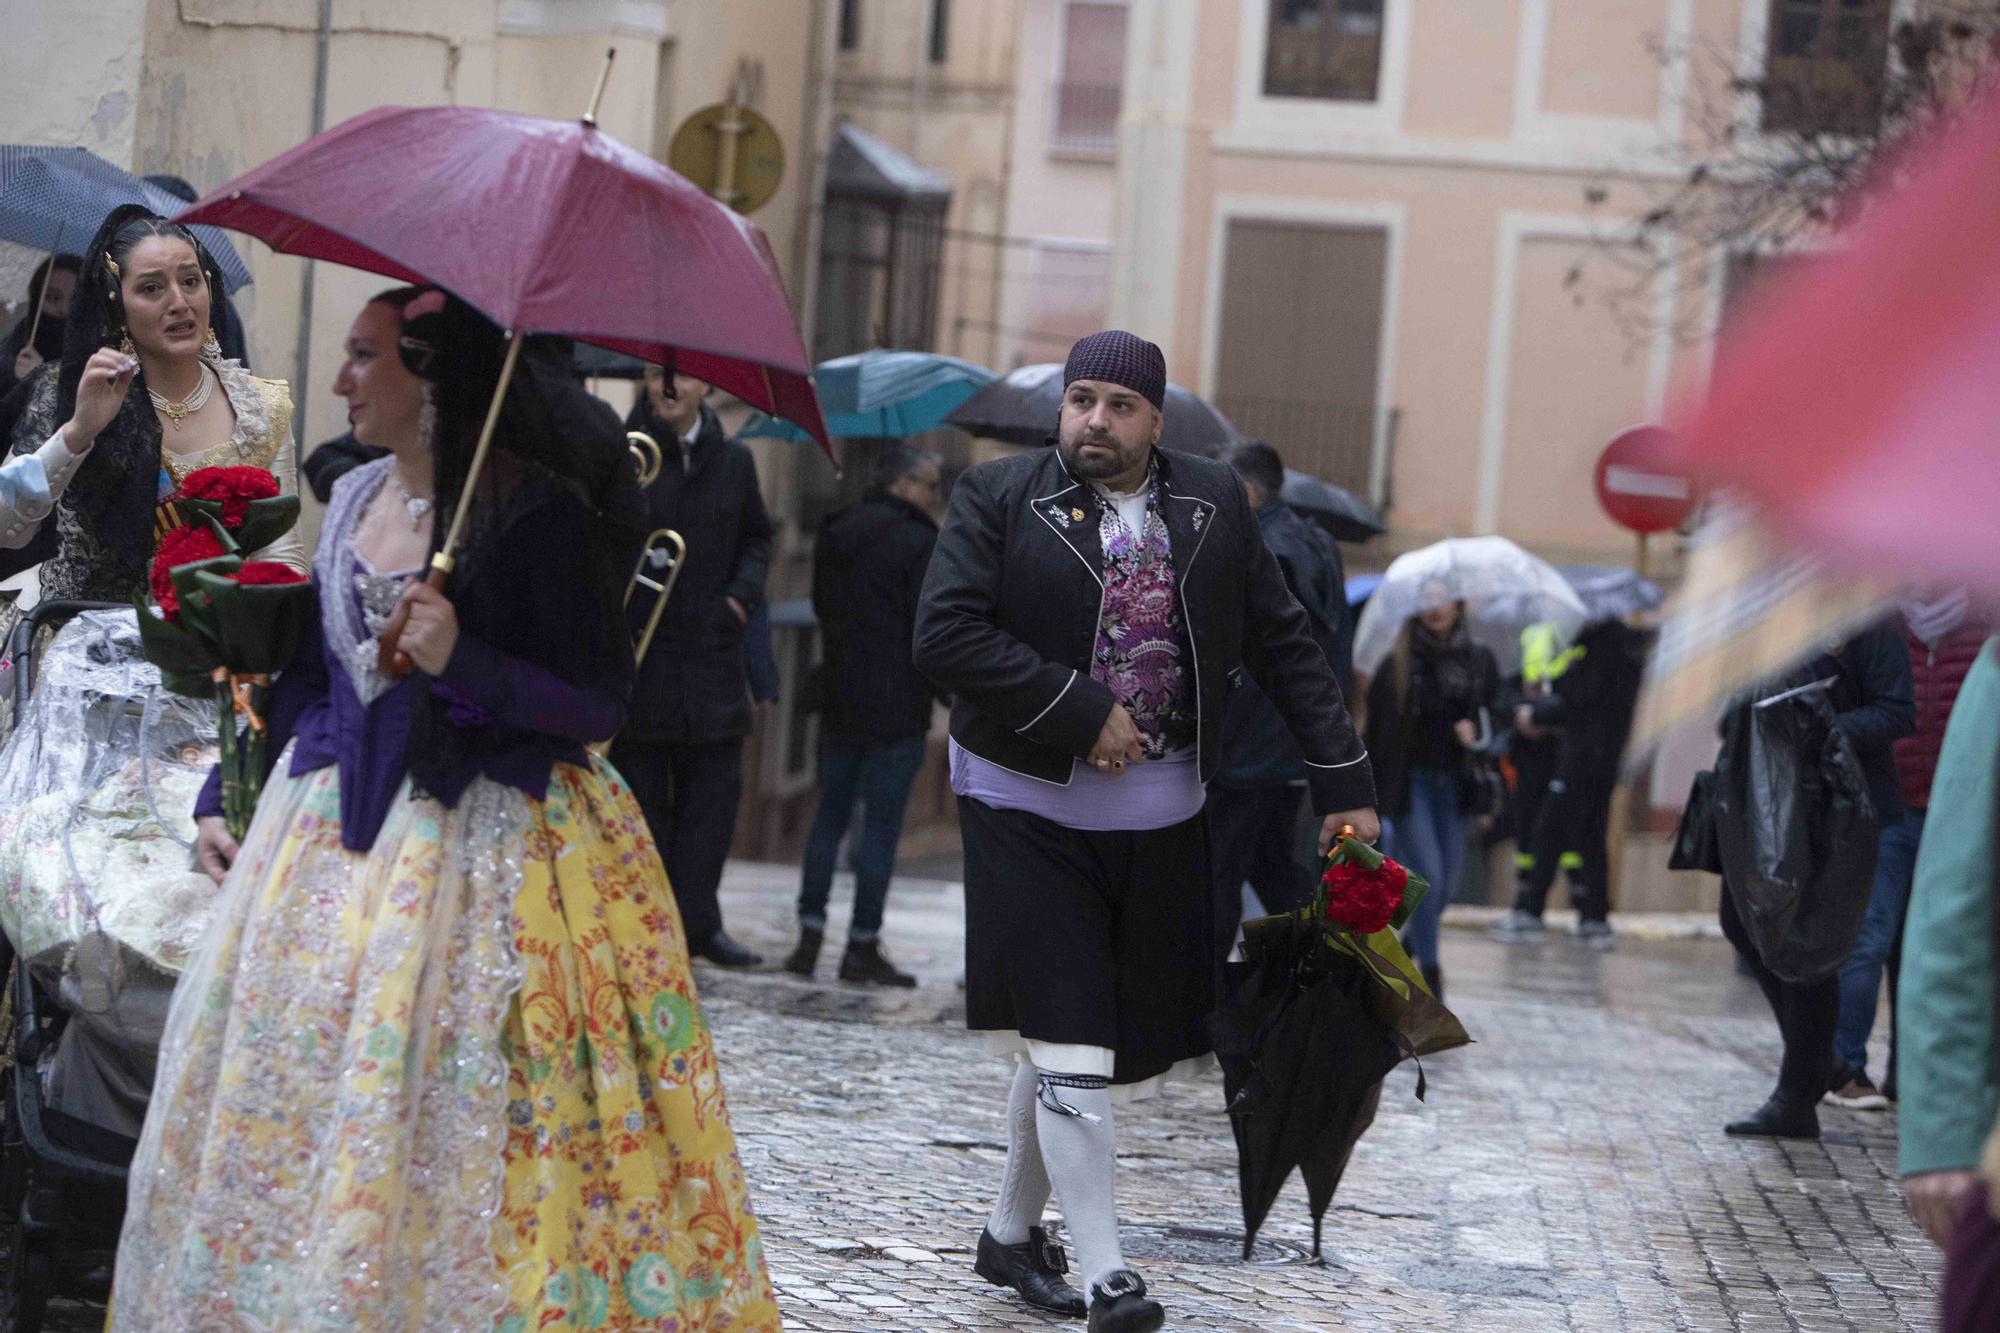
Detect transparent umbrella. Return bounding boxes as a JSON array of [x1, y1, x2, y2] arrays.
[[1351, 537, 1587, 677]]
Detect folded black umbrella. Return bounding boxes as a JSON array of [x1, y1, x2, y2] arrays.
[[1212, 915, 1403, 1259], [1281, 469, 1384, 543]]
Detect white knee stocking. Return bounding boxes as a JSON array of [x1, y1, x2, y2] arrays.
[[1031, 1068, 1125, 1299], [986, 1061, 1054, 1245]]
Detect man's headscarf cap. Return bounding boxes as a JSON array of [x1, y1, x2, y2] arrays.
[[1062, 329, 1166, 411]]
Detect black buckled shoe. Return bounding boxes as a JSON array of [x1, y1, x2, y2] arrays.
[[1087, 1270, 1165, 1333], [974, 1226, 1087, 1318]]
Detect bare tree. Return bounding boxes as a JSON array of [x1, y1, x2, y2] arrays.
[[1578, 2, 2000, 343]]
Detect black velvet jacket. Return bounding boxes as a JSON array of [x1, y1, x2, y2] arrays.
[[913, 446, 1374, 815]]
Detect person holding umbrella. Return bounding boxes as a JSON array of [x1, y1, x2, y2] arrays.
[[3, 253, 80, 389], [915, 330, 1375, 1332], [3, 205, 306, 595], [114, 289, 780, 1330]]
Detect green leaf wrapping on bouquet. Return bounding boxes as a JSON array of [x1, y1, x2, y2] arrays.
[[1350, 927, 1473, 1059], [131, 592, 219, 681], [1334, 834, 1386, 871], [190, 570, 317, 674], [160, 669, 215, 699], [166, 549, 244, 655], [176, 494, 301, 556]]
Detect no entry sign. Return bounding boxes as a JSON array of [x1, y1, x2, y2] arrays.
[[1595, 426, 1696, 534]]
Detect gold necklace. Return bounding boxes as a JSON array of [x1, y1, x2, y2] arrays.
[[147, 365, 214, 431]]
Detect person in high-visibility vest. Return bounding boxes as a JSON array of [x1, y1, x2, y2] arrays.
[[1491, 619, 1651, 947], [1492, 623, 1579, 932]]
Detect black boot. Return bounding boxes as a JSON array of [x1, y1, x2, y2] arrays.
[[1725, 1095, 1820, 1140], [783, 928, 823, 978], [839, 938, 917, 988], [974, 1226, 1086, 1318], [1087, 1270, 1165, 1333]]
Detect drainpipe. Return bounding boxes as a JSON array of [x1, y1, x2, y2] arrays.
[[291, 0, 334, 474], [793, 0, 834, 352]]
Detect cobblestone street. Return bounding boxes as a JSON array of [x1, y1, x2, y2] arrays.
[[702, 865, 1946, 1332], [13, 865, 1947, 1332]]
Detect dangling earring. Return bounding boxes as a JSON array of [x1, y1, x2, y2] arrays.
[[118, 332, 136, 357], [416, 382, 437, 454], [201, 327, 222, 360]]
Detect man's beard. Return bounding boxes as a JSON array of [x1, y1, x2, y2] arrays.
[[1060, 432, 1137, 481]]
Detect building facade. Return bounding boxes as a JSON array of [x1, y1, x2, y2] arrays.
[[1110, 0, 1902, 565], [0, 0, 835, 465]]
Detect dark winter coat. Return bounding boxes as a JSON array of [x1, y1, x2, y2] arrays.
[[1362, 624, 1500, 822], [1789, 619, 1917, 828], [1215, 500, 1351, 789], [620, 402, 773, 743], [812, 492, 939, 742], [913, 446, 1374, 815], [1526, 619, 1655, 784], [303, 432, 392, 503]]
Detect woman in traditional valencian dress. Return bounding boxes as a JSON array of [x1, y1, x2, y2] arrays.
[[3, 204, 305, 590], [109, 288, 780, 1331]]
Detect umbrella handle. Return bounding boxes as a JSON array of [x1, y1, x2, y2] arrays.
[[373, 563, 448, 679]]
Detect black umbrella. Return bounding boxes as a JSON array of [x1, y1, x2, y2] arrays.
[[945, 362, 1244, 456], [1281, 469, 1384, 543], [1211, 912, 1471, 1258]]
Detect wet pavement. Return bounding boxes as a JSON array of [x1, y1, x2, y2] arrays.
[[703, 863, 1944, 1331], [8, 864, 1945, 1330]]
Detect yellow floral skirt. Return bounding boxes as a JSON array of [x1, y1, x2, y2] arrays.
[[110, 754, 780, 1332]]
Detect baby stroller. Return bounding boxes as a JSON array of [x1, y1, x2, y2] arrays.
[[0, 601, 225, 1330]]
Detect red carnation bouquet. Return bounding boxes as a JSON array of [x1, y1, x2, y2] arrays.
[[172, 465, 281, 529], [1318, 835, 1424, 942], [135, 477, 314, 840], [1321, 852, 1409, 937]]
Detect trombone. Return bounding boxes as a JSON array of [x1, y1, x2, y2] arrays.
[[627, 528, 687, 671], [594, 438, 686, 757], [628, 430, 664, 488], [621, 430, 682, 669]]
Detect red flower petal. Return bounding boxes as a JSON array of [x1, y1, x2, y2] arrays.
[[230, 562, 307, 587]]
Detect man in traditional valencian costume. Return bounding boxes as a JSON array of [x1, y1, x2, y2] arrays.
[[915, 330, 1379, 1331]]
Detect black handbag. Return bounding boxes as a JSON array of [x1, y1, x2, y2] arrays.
[[1669, 769, 1723, 874]]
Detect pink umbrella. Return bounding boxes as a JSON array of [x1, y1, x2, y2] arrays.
[[178, 102, 830, 457], [1673, 84, 2000, 595], [180, 77, 831, 675]]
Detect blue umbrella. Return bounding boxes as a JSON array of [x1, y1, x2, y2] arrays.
[[740, 348, 995, 441], [0, 146, 254, 292]]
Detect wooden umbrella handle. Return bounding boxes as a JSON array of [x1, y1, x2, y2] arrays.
[[374, 563, 450, 679]]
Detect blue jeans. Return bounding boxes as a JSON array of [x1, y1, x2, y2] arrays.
[[797, 734, 928, 941], [1834, 808, 1924, 1071], [1386, 767, 1466, 971]]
